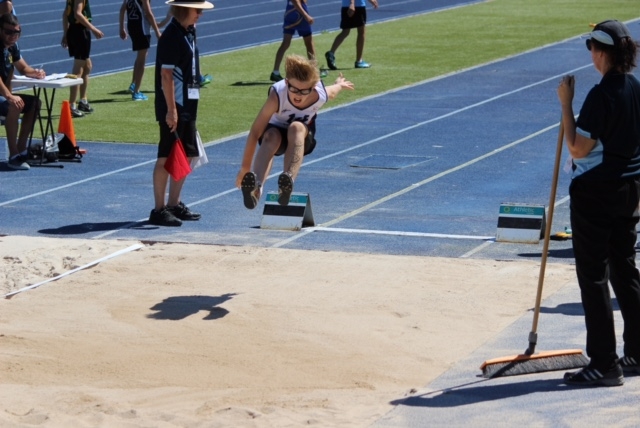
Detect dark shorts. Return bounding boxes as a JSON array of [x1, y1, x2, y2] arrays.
[[128, 22, 151, 51], [158, 120, 199, 158], [0, 94, 39, 117], [283, 11, 312, 37], [67, 23, 91, 60], [260, 123, 317, 157], [340, 6, 367, 29]]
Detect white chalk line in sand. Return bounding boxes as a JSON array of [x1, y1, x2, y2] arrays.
[[4, 243, 144, 299]]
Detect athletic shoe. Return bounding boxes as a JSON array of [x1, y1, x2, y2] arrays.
[[241, 171, 259, 209], [355, 60, 371, 69], [78, 101, 94, 113], [618, 356, 640, 374], [128, 82, 135, 94], [325, 51, 337, 70], [277, 172, 293, 206], [168, 201, 201, 221], [70, 107, 84, 118], [270, 72, 283, 82], [200, 74, 212, 86], [132, 92, 148, 101], [563, 364, 624, 387], [7, 155, 30, 170], [149, 207, 182, 227], [320, 69, 328, 78]]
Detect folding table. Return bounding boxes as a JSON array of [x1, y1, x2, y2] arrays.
[[12, 74, 83, 168]]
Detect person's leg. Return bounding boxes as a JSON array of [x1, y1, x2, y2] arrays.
[[132, 49, 148, 92], [282, 121, 306, 180], [79, 58, 92, 101], [167, 175, 187, 207], [253, 127, 282, 192], [152, 158, 169, 210], [302, 34, 316, 61], [330, 28, 350, 54], [608, 179, 640, 360], [4, 103, 20, 157], [570, 179, 618, 370], [355, 25, 366, 62], [16, 98, 40, 154], [69, 59, 86, 106], [273, 34, 293, 73]]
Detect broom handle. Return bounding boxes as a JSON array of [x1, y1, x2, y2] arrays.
[[526, 120, 564, 356]]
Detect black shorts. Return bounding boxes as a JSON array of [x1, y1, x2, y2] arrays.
[[340, 7, 367, 29], [67, 24, 91, 60], [128, 22, 151, 51], [260, 123, 316, 157], [158, 120, 199, 158]]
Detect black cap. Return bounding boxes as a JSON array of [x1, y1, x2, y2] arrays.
[[590, 20, 631, 46]]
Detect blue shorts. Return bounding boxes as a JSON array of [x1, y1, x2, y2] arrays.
[[283, 10, 312, 37], [0, 94, 38, 117]]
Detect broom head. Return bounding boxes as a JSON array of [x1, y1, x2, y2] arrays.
[[480, 349, 589, 378]]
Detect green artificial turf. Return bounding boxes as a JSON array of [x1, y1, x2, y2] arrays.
[[16, 0, 640, 144]]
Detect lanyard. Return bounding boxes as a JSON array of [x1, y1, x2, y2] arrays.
[[184, 35, 197, 84]]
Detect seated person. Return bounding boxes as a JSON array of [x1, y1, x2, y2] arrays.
[[0, 13, 45, 170]]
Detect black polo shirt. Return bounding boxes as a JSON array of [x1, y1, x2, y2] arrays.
[[1, 44, 20, 86], [575, 71, 640, 180], [154, 18, 200, 122]]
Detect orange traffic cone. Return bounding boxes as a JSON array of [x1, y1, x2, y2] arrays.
[[58, 100, 86, 154]]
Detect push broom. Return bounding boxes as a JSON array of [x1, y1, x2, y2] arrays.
[[480, 121, 589, 378]]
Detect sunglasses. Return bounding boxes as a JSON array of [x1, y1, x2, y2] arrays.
[[2, 28, 21, 36], [586, 38, 593, 51], [287, 82, 313, 95]]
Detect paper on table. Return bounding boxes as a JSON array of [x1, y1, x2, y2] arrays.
[[13, 73, 69, 81]]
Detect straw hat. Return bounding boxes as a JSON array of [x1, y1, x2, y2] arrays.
[[165, 0, 214, 9]]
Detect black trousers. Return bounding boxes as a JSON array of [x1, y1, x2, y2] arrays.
[[570, 177, 640, 369]]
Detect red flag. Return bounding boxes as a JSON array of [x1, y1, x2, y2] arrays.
[[164, 135, 192, 181]]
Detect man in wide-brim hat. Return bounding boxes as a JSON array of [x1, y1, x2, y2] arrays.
[[165, 0, 214, 9], [148, 0, 214, 226]]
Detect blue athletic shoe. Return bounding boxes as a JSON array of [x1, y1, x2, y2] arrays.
[[355, 60, 371, 69], [129, 83, 135, 94], [200, 74, 212, 86], [132, 92, 148, 101]]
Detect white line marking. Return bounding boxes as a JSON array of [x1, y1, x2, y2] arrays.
[[4, 243, 144, 299], [310, 227, 494, 240]]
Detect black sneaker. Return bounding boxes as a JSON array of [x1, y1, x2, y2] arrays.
[[168, 201, 201, 221], [7, 155, 30, 170], [78, 101, 94, 113], [277, 172, 293, 206], [325, 51, 337, 70], [149, 207, 182, 227], [70, 107, 84, 118], [618, 356, 640, 374], [563, 364, 624, 387], [241, 171, 259, 209]]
